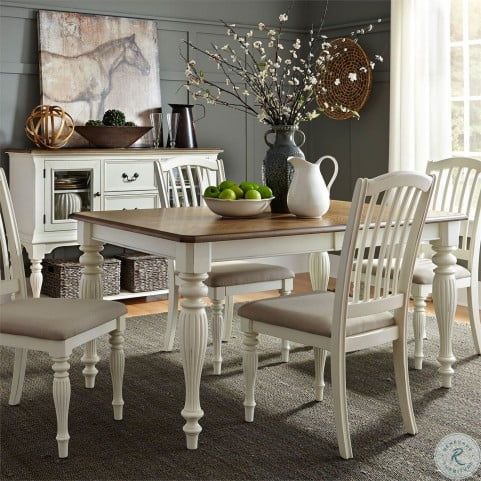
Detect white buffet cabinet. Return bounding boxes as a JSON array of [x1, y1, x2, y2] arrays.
[[7, 148, 223, 299]]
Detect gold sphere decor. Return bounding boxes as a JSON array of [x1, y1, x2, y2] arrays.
[[316, 37, 373, 120], [25, 105, 75, 149]]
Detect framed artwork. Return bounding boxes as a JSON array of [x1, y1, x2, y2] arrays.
[[38, 10, 161, 146]]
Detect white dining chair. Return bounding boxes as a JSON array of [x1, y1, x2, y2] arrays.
[[410, 157, 481, 369], [237, 171, 434, 459], [154, 158, 294, 374], [0, 168, 127, 458]]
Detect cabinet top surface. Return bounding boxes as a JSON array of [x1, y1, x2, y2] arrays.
[[7, 148, 223, 155], [71, 201, 466, 244]]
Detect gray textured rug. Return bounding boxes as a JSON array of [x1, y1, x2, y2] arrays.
[[1, 308, 480, 481]]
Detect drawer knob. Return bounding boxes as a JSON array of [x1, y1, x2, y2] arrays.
[[122, 172, 139, 182], [94, 191, 101, 197]]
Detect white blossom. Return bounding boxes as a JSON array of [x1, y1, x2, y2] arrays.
[[258, 22, 265, 30], [375, 55, 384, 62], [334, 78, 341, 86], [348, 72, 357, 82], [279, 13, 288, 22]]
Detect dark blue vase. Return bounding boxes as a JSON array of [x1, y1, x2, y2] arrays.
[[263, 125, 306, 213]]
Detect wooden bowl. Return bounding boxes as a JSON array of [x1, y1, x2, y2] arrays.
[[203, 196, 274, 218], [75, 126, 152, 148]]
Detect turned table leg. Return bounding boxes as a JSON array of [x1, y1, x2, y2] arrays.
[[179, 271, 209, 449], [431, 228, 459, 388], [309, 252, 330, 292], [79, 223, 104, 389]]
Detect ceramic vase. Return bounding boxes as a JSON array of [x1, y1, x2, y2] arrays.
[[262, 125, 305, 213], [55, 193, 82, 220]]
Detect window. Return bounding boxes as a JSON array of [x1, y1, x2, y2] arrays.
[[451, 0, 481, 155]]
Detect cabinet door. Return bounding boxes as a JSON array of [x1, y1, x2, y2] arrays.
[[44, 160, 101, 232]]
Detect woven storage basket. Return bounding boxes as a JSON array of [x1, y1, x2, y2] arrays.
[[41, 258, 121, 298], [116, 251, 169, 293]]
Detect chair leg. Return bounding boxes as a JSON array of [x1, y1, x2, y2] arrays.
[[52, 356, 71, 458], [279, 284, 292, 363], [467, 281, 481, 355], [9, 348, 27, 406], [109, 327, 125, 420], [412, 296, 426, 370], [243, 330, 259, 422], [222, 295, 235, 342], [392, 339, 418, 435], [314, 347, 328, 401], [331, 350, 353, 459], [211, 298, 224, 375], [163, 284, 179, 351]]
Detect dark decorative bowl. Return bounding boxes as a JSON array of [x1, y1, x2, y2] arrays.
[[75, 126, 152, 148]]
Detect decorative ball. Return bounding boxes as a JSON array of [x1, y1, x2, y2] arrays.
[[85, 119, 103, 126], [103, 109, 126, 126], [25, 105, 75, 149]]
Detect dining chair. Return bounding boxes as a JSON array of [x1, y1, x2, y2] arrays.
[[410, 157, 481, 369], [154, 158, 294, 374], [0, 168, 127, 458], [237, 171, 434, 459]]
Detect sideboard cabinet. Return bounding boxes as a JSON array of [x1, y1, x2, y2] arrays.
[[7, 148, 223, 299]]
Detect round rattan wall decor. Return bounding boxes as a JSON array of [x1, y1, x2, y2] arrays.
[[25, 105, 75, 149], [316, 37, 373, 120]]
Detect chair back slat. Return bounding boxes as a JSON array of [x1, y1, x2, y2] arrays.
[[332, 171, 434, 347], [154, 157, 225, 209], [0, 168, 27, 301], [426, 157, 481, 271]]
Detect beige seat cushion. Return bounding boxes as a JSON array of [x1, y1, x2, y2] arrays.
[[361, 258, 470, 286], [205, 263, 294, 288], [238, 291, 395, 337], [0, 299, 126, 341], [412, 259, 470, 285]]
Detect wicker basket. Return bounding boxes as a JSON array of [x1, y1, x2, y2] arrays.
[[41, 258, 121, 298], [116, 251, 169, 293]]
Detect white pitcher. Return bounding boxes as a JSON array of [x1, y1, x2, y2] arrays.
[[287, 155, 338, 218]]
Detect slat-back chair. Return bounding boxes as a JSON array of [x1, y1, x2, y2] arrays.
[[238, 171, 434, 459], [410, 157, 481, 368], [0, 168, 127, 458], [154, 158, 294, 374]]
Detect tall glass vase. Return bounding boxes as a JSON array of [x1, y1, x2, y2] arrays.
[[262, 125, 306, 213]]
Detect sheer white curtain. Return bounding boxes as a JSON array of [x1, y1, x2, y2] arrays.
[[389, 0, 452, 172]]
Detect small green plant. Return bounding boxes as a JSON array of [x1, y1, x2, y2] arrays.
[[103, 109, 126, 126], [85, 119, 103, 126], [125, 121, 136, 126]]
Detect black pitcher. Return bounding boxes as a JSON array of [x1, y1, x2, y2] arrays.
[[167, 104, 206, 148]]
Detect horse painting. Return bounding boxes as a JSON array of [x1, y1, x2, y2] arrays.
[[40, 34, 151, 119]]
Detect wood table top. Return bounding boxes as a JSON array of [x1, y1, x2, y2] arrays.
[[71, 201, 467, 243], [7, 148, 223, 155]]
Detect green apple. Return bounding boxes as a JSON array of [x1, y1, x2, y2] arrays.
[[218, 180, 237, 191], [231, 185, 244, 199], [245, 189, 262, 200], [239, 181, 257, 193], [257, 185, 273, 199], [219, 188, 236, 200], [203, 186, 220, 198]]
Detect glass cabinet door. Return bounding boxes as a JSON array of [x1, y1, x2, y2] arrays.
[[44, 160, 101, 232]]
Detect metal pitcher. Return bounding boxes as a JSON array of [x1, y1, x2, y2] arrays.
[[167, 103, 206, 148]]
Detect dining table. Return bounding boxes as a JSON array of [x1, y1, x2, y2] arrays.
[[71, 200, 466, 450]]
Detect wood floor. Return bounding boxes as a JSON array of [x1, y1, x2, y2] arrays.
[[124, 272, 471, 324]]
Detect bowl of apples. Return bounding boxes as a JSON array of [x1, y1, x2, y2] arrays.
[[203, 180, 274, 218]]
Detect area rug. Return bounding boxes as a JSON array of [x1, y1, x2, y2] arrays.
[[1, 308, 480, 481]]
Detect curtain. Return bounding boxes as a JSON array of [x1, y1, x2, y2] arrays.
[[389, 0, 452, 172]]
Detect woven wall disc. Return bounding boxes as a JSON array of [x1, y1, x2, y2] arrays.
[[25, 105, 75, 149], [316, 37, 373, 120]]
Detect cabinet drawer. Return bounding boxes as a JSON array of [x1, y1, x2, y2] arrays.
[[103, 193, 158, 211], [104, 160, 156, 192]]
